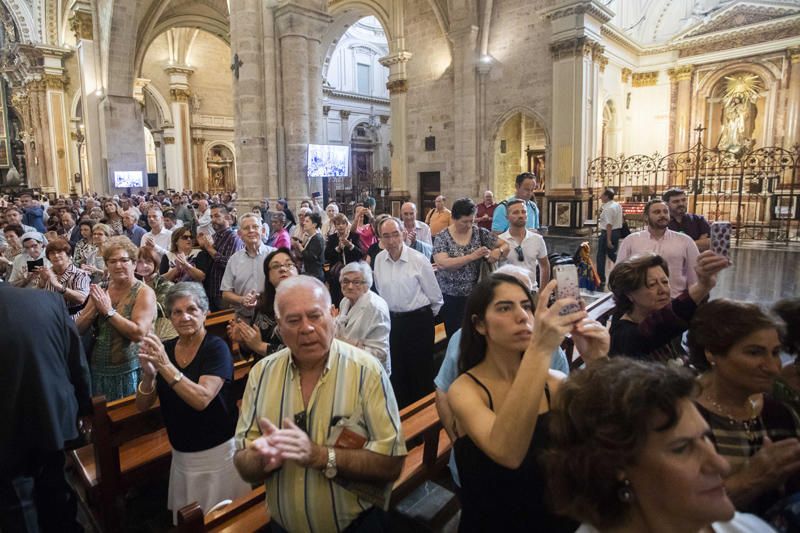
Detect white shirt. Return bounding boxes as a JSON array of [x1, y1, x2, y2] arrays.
[[9, 252, 52, 288], [498, 229, 548, 290], [617, 228, 699, 298], [196, 208, 213, 235], [404, 220, 432, 246], [598, 200, 623, 230], [575, 512, 773, 533], [220, 243, 274, 317], [335, 290, 392, 375], [374, 245, 444, 315], [143, 228, 173, 256]]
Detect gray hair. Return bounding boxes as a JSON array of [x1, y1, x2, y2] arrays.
[[238, 212, 262, 228], [165, 282, 210, 317], [377, 216, 403, 235], [339, 261, 373, 288], [270, 211, 286, 224], [274, 275, 332, 319], [326, 203, 339, 213], [297, 207, 311, 216], [494, 264, 534, 291]]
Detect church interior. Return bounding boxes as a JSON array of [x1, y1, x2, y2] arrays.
[[1, 0, 799, 531]]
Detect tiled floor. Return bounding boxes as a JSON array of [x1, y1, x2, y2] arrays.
[[544, 235, 799, 306]]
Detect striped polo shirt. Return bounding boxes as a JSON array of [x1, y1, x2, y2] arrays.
[[235, 339, 406, 532]]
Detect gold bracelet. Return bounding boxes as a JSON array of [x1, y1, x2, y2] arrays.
[[138, 380, 156, 395]]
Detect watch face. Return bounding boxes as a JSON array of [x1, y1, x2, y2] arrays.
[[324, 467, 337, 479]]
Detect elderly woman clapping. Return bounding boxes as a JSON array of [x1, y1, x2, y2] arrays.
[[335, 261, 391, 374], [136, 282, 250, 524]]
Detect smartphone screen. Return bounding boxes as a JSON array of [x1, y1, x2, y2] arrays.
[[27, 258, 44, 272]]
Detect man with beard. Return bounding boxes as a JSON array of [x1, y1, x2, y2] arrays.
[[491, 172, 540, 233], [617, 199, 699, 297], [663, 188, 710, 252], [199, 204, 244, 311]]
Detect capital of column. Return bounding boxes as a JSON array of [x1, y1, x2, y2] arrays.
[[790, 47, 800, 64], [274, 3, 332, 41], [133, 78, 150, 104], [163, 137, 176, 145], [322, 105, 330, 116], [169, 87, 192, 103], [632, 71, 659, 87], [379, 51, 413, 69], [69, 10, 93, 41], [339, 110, 351, 119], [386, 79, 408, 95], [668, 65, 693, 82], [192, 137, 205, 145], [597, 55, 609, 72], [621, 68, 632, 83], [164, 65, 195, 80], [550, 37, 600, 61], [42, 73, 68, 91]]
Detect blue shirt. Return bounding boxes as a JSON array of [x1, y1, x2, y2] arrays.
[[433, 328, 569, 486], [491, 197, 540, 233], [124, 224, 147, 247], [23, 205, 46, 233]]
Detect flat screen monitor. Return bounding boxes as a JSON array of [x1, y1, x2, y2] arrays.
[[307, 144, 349, 178], [114, 171, 144, 188]]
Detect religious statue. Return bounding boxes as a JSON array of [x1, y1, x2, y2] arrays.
[[717, 74, 760, 156], [212, 168, 225, 189]]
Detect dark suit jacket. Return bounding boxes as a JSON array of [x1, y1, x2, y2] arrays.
[[324, 231, 366, 266], [301, 232, 326, 281], [0, 285, 92, 475]]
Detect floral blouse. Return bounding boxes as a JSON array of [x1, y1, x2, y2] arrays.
[[433, 225, 497, 296]]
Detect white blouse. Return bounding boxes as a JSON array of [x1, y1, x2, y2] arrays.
[[335, 290, 392, 375]]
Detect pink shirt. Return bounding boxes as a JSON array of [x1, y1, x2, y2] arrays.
[[272, 228, 291, 250], [617, 228, 699, 297]]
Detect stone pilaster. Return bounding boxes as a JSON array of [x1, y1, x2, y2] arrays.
[[165, 66, 194, 191], [668, 65, 694, 153], [785, 48, 800, 149], [41, 49, 73, 195], [448, 25, 480, 199], [380, 53, 412, 196], [193, 137, 207, 191]]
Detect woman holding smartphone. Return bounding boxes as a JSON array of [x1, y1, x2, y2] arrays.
[[448, 275, 609, 532]]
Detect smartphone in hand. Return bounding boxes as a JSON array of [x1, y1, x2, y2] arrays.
[[710, 221, 731, 258], [553, 264, 581, 316]]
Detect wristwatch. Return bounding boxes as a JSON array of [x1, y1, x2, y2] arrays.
[[105, 308, 117, 319], [323, 447, 337, 479], [169, 371, 183, 388]]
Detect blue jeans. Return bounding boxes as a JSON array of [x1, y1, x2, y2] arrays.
[[596, 229, 621, 284]]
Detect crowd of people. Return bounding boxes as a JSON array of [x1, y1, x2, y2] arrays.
[[2, 177, 799, 533]]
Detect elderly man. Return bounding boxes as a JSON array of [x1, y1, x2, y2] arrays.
[[234, 276, 405, 532], [491, 172, 540, 233], [142, 207, 173, 256], [9, 232, 52, 288], [220, 213, 274, 318], [199, 204, 243, 311], [400, 202, 432, 247], [663, 188, 710, 252], [194, 198, 213, 236], [475, 190, 496, 231], [374, 217, 443, 408], [122, 211, 146, 246], [60, 211, 81, 250], [425, 195, 451, 236], [499, 199, 549, 291], [617, 199, 700, 297]]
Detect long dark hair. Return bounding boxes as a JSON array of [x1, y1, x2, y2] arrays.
[[458, 274, 534, 374], [258, 248, 293, 319]]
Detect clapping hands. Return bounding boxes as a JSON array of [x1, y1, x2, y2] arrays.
[[249, 417, 320, 474]]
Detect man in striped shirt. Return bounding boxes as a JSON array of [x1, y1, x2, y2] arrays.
[[234, 276, 406, 532]]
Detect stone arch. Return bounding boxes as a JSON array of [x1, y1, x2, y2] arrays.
[[322, 2, 392, 77], [143, 84, 173, 127], [601, 99, 619, 158], [0, 0, 37, 43], [488, 106, 550, 200], [693, 61, 781, 148]]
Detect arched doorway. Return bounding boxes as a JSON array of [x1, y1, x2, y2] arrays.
[[492, 111, 548, 200]]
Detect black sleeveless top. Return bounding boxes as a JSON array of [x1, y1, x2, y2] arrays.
[[454, 372, 578, 533]]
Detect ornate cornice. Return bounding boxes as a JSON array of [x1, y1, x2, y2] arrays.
[[322, 87, 391, 106], [68, 11, 93, 41], [386, 79, 408, 95], [668, 65, 693, 82], [632, 71, 659, 87], [170, 87, 192, 103], [550, 37, 603, 61], [542, 0, 613, 24], [678, 24, 800, 58]]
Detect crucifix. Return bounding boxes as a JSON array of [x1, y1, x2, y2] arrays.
[[230, 53, 244, 80]]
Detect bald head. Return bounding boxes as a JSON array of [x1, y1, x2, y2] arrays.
[[274, 275, 332, 320], [400, 202, 417, 227]]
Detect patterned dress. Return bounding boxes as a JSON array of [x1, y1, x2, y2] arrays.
[[91, 280, 153, 401]]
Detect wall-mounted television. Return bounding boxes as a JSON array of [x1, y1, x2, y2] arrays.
[[114, 170, 144, 188], [307, 144, 349, 178]]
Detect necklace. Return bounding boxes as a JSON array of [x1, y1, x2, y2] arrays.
[[705, 391, 761, 442]]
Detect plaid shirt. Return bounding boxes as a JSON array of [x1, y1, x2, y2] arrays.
[[207, 227, 243, 300]]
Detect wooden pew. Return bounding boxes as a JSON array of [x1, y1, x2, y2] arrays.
[[176, 393, 450, 531], [69, 351, 252, 530]]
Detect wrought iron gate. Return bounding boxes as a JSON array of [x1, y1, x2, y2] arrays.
[[587, 140, 800, 243]]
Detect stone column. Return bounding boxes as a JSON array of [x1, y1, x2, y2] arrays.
[[543, 0, 613, 232], [43, 71, 72, 195], [274, 4, 332, 202], [165, 66, 194, 191], [476, 62, 491, 194], [785, 48, 800, 149], [193, 137, 207, 191], [339, 110, 350, 143], [70, 8, 104, 194], [380, 53, 412, 197], [152, 131, 165, 189], [449, 25, 480, 198], [668, 65, 694, 153]]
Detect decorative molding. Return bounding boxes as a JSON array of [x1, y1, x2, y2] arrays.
[[542, 0, 614, 24], [192, 137, 205, 145], [154, 141, 161, 148], [550, 37, 603, 61], [170, 88, 192, 103], [790, 47, 800, 64], [386, 79, 408, 95], [68, 10, 93, 41], [379, 51, 413, 68], [621, 68, 632, 83], [379, 115, 389, 124], [163, 137, 175, 145], [133, 78, 150, 104], [322, 105, 330, 115], [339, 110, 351, 119], [43, 73, 68, 91], [164, 65, 195, 77], [678, 23, 800, 58], [680, 4, 800, 40], [597, 55, 609, 72], [632, 71, 659, 87], [668, 65, 694, 82], [321, 87, 390, 105]]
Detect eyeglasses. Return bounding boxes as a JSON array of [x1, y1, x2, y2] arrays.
[[107, 257, 133, 265], [269, 261, 297, 271], [341, 279, 367, 286], [515, 245, 524, 262], [179, 235, 193, 240]]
